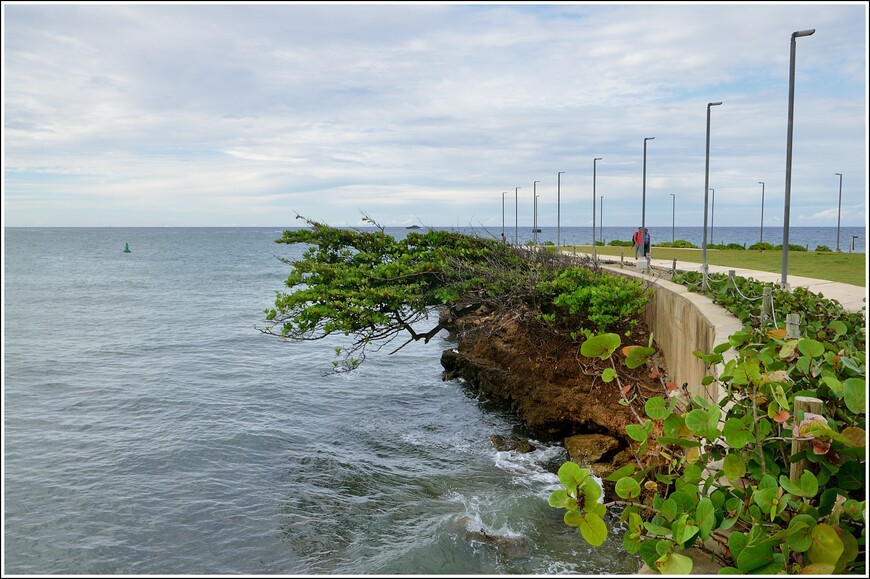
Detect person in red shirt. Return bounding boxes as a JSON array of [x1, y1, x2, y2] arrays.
[[632, 227, 643, 259]]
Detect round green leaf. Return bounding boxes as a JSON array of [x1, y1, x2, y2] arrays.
[[626, 422, 650, 442], [659, 498, 678, 521], [786, 514, 816, 552], [645, 396, 669, 420], [828, 320, 847, 336], [695, 498, 716, 541], [579, 512, 608, 546], [564, 509, 583, 528], [722, 417, 753, 448], [557, 462, 588, 491], [548, 489, 570, 508], [723, 453, 746, 481], [797, 338, 825, 358], [625, 346, 656, 369], [843, 378, 865, 414], [685, 409, 710, 433], [615, 477, 641, 500], [601, 367, 617, 383], [808, 524, 844, 565], [655, 552, 693, 575], [580, 333, 621, 359]]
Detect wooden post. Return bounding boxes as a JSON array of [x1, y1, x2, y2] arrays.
[[672, 258, 677, 274], [790, 396, 824, 481], [728, 270, 735, 284], [786, 313, 801, 339], [761, 287, 772, 323], [620, 251, 624, 269]]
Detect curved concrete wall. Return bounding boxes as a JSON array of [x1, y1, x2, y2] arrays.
[[604, 266, 743, 404]]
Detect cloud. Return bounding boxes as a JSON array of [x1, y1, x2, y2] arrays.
[[3, 2, 866, 228]]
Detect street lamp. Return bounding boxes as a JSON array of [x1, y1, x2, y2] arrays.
[[835, 172, 843, 251], [533, 180, 540, 244], [758, 181, 765, 243], [515, 186, 521, 244], [557, 171, 565, 247], [642, 137, 655, 233], [599, 196, 603, 243], [781, 28, 815, 288], [502, 191, 507, 238], [670, 193, 675, 243], [702, 101, 723, 288], [710, 188, 715, 245], [592, 157, 602, 258]]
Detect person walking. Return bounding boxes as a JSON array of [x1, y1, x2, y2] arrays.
[[643, 228, 651, 258], [632, 227, 643, 259]]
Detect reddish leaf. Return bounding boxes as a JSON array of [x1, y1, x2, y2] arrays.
[[767, 328, 788, 339], [772, 410, 790, 423], [621, 384, 633, 395], [811, 439, 831, 455], [666, 382, 678, 392], [650, 369, 661, 379]]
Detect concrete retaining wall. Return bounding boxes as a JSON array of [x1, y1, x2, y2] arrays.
[[604, 265, 743, 403]]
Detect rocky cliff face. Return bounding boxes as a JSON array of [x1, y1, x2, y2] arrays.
[[439, 303, 666, 478]]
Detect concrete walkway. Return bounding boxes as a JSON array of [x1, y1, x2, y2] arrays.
[[573, 252, 867, 314]]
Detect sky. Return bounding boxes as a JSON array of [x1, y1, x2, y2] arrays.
[[2, 1, 868, 230]]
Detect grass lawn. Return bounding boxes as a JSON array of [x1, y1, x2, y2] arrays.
[[564, 245, 867, 287]]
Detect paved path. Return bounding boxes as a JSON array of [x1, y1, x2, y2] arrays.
[[571, 252, 867, 314]]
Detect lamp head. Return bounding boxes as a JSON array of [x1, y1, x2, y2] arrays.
[[708, 101, 722, 107], [793, 29, 815, 38]]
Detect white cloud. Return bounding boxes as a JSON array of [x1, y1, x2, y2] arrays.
[[2, 2, 867, 228]]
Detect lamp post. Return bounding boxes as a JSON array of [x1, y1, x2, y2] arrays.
[[710, 188, 715, 245], [533, 180, 540, 244], [515, 186, 521, 245], [758, 181, 765, 243], [781, 29, 815, 288], [835, 172, 843, 252], [642, 137, 654, 234], [557, 171, 565, 247], [592, 157, 602, 258], [502, 191, 506, 238], [599, 196, 603, 243], [670, 193, 675, 243], [702, 101, 722, 288]]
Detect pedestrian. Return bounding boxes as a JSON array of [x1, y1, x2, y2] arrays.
[[501, 232, 507, 244], [632, 227, 643, 259], [643, 228, 651, 258]]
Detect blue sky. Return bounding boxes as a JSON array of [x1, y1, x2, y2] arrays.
[[2, 1, 868, 229]]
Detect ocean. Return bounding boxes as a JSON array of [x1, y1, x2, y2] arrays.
[[4, 227, 648, 576]]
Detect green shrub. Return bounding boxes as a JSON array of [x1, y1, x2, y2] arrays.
[[539, 266, 651, 334], [551, 270, 867, 574], [749, 242, 776, 251], [657, 240, 698, 249]]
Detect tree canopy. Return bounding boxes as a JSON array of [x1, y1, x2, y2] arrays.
[[263, 215, 649, 371]]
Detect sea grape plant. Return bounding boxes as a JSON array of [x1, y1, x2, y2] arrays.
[[550, 273, 866, 575]]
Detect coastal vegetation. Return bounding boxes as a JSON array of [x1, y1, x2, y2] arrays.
[[551, 270, 866, 574], [263, 216, 652, 372], [265, 220, 865, 575]]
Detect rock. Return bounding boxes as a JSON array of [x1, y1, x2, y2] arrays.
[[563, 434, 621, 465], [490, 434, 537, 453]]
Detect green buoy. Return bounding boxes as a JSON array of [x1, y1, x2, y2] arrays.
[[123, 243, 131, 253]]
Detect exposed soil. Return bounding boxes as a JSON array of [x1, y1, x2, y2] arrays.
[[439, 302, 672, 476]]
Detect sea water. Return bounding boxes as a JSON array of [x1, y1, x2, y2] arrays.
[[4, 227, 643, 575]]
